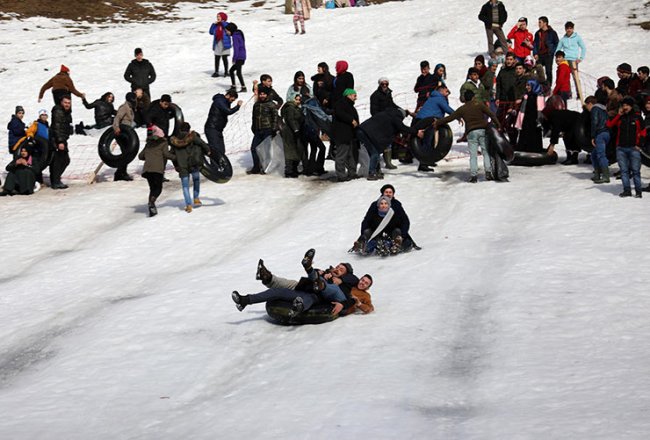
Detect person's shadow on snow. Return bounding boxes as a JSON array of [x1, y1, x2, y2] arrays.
[[130, 197, 226, 214]]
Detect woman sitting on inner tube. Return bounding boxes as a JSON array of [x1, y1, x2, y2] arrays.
[[352, 196, 404, 256]]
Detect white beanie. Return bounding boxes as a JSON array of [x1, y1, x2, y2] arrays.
[[38, 109, 48, 116], [378, 77, 389, 85]]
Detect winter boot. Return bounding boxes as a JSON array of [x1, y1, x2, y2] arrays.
[[590, 168, 601, 182], [383, 150, 397, 169], [289, 297, 304, 318], [418, 164, 435, 172], [148, 196, 158, 217], [194, 198, 202, 207], [485, 171, 495, 181], [390, 235, 403, 255], [231, 291, 249, 312], [239, 86, 247, 93], [185, 205, 193, 213], [256, 259, 273, 285], [594, 168, 610, 184], [301, 248, 315, 271], [619, 189, 632, 198], [635, 191, 643, 199], [75, 122, 87, 135], [562, 151, 579, 165], [468, 175, 478, 183]]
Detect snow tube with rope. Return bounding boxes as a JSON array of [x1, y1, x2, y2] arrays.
[[510, 150, 559, 166], [410, 124, 453, 165], [97, 125, 140, 168], [169, 103, 185, 137], [265, 300, 339, 325], [200, 149, 233, 183]]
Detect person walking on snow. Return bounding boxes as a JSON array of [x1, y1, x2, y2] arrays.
[[138, 124, 175, 217], [169, 122, 211, 213], [292, 0, 311, 34], [209, 12, 232, 78], [226, 23, 247, 93]]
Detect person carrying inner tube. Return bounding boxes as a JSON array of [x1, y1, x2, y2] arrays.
[[112, 92, 137, 182], [435, 90, 500, 183], [411, 85, 455, 172], [232, 249, 365, 318]]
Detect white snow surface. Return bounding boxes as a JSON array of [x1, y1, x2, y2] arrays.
[[1, 1, 650, 439]]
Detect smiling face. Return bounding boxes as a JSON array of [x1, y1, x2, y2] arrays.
[[378, 199, 389, 212], [332, 264, 348, 277], [19, 147, 29, 158], [357, 276, 372, 291]]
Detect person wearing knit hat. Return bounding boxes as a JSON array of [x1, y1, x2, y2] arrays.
[[124, 48, 157, 98], [616, 63, 636, 96], [38, 64, 85, 105], [7, 105, 26, 153], [332, 83, 359, 181], [474, 55, 488, 77], [209, 12, 232, 77]]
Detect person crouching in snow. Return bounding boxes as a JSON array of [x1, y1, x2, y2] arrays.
[[138, 124, 175, 217], [169, 122, 211, 212]]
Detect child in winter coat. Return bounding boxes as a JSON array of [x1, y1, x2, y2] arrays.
[[138, 124, 175, 217], [7, 106, 26, 154], [169, 122, 211, 212]]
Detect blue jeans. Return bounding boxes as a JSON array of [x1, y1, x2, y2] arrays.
[[467, 129, 491, 176], [247, 288, 319, 310], [616, 147, 642, 192], [181, 170, 201, 205], [591, 131, 610, 170], [356, 129, 380, 175], [307, 269, 346, 303]]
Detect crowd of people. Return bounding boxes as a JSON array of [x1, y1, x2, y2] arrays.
[[3, 1, 649, 203]]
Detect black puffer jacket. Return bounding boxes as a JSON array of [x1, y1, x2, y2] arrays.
[[332, 97, 359, 144], [147, 100, 174, 136], [83, 93, 116, 127], [369, 86, 396, 116], [123, 59, 156, 90], [359, 108, 417, 150], [50, 104, 73, 148]]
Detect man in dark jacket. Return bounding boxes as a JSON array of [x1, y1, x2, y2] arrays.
[[49, 95, 73, 189], [332, 88, 360, 182], [7, 106, 26, 154], [146, 94, 174, 137], [478, 0, 508, 57], [357, 108, 423, 180], [413, 61, 438, 111], [204, 90, 242, 155], [123, 48, 156, 98], [533, 16, 559, 86], [544, 109, 583, 164], [370, 78, 396, 116], [248, 87, 278, 174]]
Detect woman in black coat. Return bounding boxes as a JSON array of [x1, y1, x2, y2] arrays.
[[516, 80, 543, 153], [82, 92, 117, 129], [1, 146, 38, 196]]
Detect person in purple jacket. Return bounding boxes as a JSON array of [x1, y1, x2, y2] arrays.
[[226, 23, 247, 93], [209, 12, 231, 78]]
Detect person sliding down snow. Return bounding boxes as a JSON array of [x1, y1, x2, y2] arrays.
[[352, 196, 404, 256], [232, 249, 364, 318]]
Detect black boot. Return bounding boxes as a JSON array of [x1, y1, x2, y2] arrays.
[[301, 248, 315, 271], [562, 151, 579, 165], [256, 259, 273, 285], [148, 196, 158, 217], [231, 291, 249, 312]]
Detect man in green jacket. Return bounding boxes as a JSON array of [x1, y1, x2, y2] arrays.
[[435, 90, 500, 183]]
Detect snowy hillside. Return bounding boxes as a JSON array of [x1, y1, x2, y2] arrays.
[[1, 1, 650, 439]]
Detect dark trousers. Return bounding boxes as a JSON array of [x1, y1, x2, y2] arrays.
[[229, 60, 245, 87], [248, 288, 319, 311], [49, 148, 70, 184], [215, 55, 229, 74], [538, 53, 554, 86], [205, 126, 226, 155], [52, 89, 70, 105], [305, 134, 326, 173], [251, 129, 273, 170], [145, 173, 164, 200]]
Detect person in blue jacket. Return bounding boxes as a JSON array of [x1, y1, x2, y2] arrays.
[[204, 90, 242, 155], [555, 21, 587, 101], [209, 12, 232, 78], [7, 106, 26, 154], [413, 85, 455, 124]]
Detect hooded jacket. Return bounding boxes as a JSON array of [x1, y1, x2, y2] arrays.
[[555, 32, 587, 62], [205, 93, 241, 130]]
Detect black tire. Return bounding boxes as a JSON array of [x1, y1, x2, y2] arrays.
[[97, 125, 140, 169], [200, 149, 233, 184], [169, 103, 185, 137], [510, 150, 559, 166], [574, 112, 593, 153], [486, 125, 514, 162], [265, 300, 338, 326], [410, 124, 453, 165]]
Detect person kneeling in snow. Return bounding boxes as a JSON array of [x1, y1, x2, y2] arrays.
[[233, 249, 372, 317]]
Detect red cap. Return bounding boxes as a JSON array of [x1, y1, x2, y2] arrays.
[[60, 64, 70, 73], [335, 60, 348, 75]]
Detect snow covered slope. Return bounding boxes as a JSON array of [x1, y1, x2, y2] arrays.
[[1, 1, 649, 439]]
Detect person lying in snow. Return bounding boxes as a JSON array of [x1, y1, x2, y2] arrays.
[[232, 249, 374, 317]]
